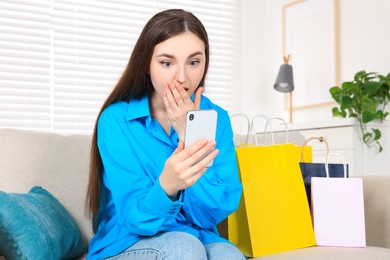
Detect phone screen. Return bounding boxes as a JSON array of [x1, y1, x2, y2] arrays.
[[184, 109, 217, 167]]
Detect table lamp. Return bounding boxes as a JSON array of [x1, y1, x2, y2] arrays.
[[274, 55, 294, 123]]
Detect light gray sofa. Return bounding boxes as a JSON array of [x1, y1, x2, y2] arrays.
[[0, 128, 390, 259]]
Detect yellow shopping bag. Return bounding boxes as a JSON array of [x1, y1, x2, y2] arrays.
[[228, 143, 316, 257]]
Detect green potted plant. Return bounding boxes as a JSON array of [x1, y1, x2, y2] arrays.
[[329, 70, 390, 152]]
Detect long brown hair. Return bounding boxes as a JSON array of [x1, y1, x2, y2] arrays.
[[86, 9, 210, 222]]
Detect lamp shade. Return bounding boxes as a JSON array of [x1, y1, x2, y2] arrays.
[[274, 63, 294, 93]]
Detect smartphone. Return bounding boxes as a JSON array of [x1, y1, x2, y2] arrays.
[[184, 109, 218, 167]]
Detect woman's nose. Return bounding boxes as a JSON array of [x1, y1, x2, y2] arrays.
[[176, 65, 187, 84]]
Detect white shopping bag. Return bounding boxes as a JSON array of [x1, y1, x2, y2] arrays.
[[311, 153, 366, 247]]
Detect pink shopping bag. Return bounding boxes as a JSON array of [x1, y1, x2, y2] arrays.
[[311, 153, 366, 247]]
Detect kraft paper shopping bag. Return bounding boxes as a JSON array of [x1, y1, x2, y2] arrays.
[[228, 143, 316, 257], [311, 153, 366, 247]]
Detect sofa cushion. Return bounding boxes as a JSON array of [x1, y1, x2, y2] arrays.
[[0, 186, 87, 259], [0, 128, 93, 240]]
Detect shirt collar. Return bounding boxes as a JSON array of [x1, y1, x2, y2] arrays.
[[126, 95, 150, 121]]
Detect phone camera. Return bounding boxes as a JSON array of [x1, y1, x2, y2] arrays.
[[189, 114, 194, 121]]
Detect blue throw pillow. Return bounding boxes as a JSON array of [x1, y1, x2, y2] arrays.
[[0, 186, 87, 259]]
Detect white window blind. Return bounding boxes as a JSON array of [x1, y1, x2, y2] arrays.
[[0, 0, 52, 130], [0, 0, 241, 134]]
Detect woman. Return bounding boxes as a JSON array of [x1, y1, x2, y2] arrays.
[[86, 9, 244, 259]]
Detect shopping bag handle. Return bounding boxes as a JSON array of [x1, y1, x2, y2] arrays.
[[301, 136, 329, 162], [231, 114, 289, 146], [230, 113, 251, 147], [263, 117, 289, 145], [250, 114, 269, 146], [325, 152, 347, 178]]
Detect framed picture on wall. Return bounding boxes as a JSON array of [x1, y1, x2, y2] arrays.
[[282, 0, 339, 109]]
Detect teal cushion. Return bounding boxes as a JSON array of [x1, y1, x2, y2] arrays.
[[0, 186, 87, 259]]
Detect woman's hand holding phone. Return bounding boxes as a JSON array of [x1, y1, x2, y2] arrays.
[[159, 139, 219, 198], [160, 81, 216, 198]]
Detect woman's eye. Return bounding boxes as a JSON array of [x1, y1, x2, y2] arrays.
[[160, 61, 172, 67], [189, 60, 200, 66]]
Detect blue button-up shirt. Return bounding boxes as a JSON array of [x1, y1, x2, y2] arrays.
[[87, 95, 242, 259]]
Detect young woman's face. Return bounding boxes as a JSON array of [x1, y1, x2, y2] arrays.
[[149, 32, 206, 98]]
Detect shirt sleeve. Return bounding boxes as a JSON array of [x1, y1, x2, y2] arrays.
[[97, 108, 184, 237], [180, 108, 243, 229]]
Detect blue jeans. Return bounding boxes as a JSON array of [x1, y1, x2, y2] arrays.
[[104, 231, 246, 259]]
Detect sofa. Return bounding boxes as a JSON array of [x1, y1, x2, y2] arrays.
[[0, 128, 390, 259]]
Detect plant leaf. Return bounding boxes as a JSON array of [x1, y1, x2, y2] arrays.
[[340, 109, 347, 118], [376, 110, 387, 120], [349, 112, 358, 118], [385, 73, 390, 85], [329, 87, 342, 103], [372, 128, 382, 140], [354, 70, 367, 82], [362, 111, 376, 123], [332, 107, 341, 117], [364, 72, 378, 81], [364, 81, 384, 94], [341, 95, 353, 106], [363, 132, 372, 143], [342, 82, 357, 95], [361, 95, 376, 114]]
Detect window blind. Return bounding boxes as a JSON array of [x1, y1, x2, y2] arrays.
[[0, 0, 52, 131], [0, 0, 241, 134]]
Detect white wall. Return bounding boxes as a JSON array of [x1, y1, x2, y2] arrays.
[[241, 0, 390, 124]]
